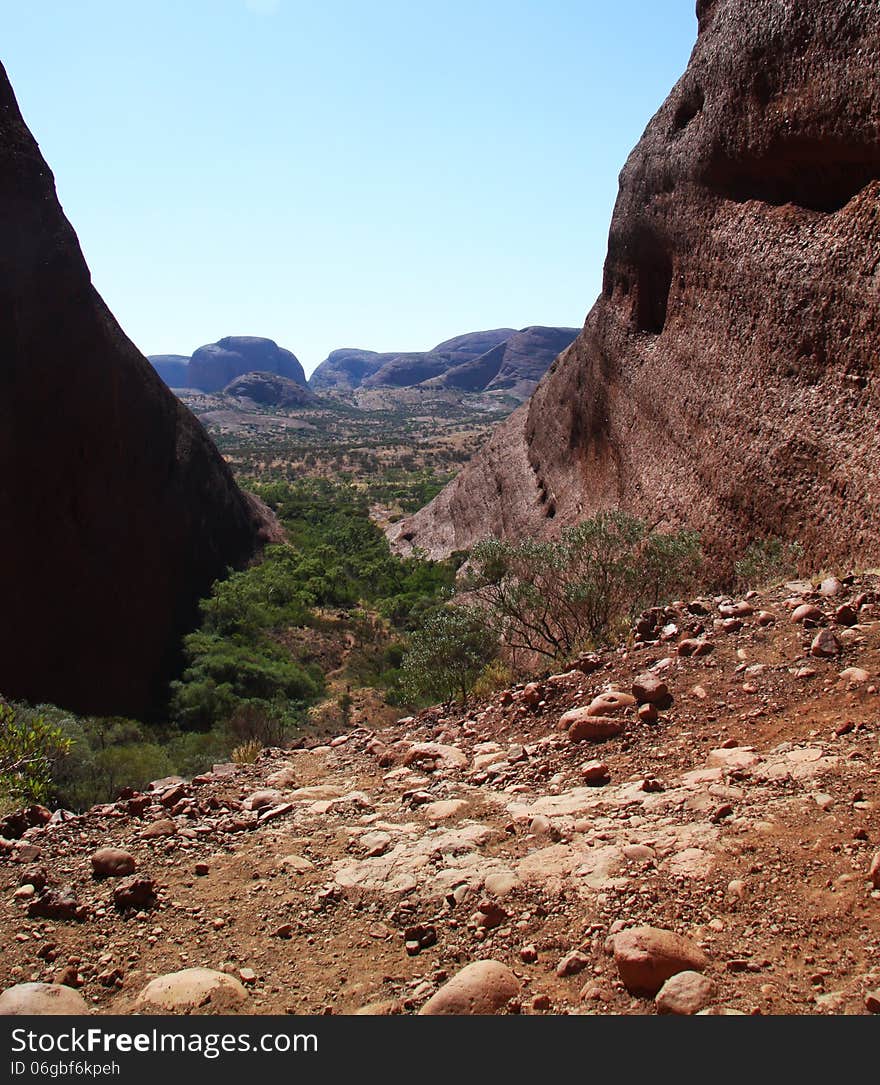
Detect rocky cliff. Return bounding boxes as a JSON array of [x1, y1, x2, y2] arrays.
[[147, 355, 190, 388], [0, 63, 272, 718], [223, 371, 318, 408], [392, 0, 880, 571]]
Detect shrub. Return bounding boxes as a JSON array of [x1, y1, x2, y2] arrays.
[[231, 739, 262, 765], [0, 702, 71, 805], [468, 512, 702, 658], [400, 605, 499, 707], [734, 537, 805, 591]]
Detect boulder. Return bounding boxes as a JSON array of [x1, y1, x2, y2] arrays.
[[419, 960, 519, 1015], [613, 926, 709, 996], [91, 848, 136, 877], [0, 982, 89, 1015], [137, 968, 248, 1011]]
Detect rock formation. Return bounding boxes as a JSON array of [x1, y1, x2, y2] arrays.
[[0, 63, 272, 718], [223, 371, 318, 408], [148, 354, 189, 388], [425, 326, 580, 399], [187, 336, 306, 393], [392, 0, 880, 572], [307, 348, 385, 393]]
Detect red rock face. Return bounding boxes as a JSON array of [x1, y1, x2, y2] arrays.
[[391, 0, 880, 571], [0, 64, 272, 718]]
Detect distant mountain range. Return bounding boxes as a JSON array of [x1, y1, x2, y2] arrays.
[[150, 326, 580, 408]]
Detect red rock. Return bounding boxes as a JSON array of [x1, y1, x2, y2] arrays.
[[869, 852, 880, 890], [90, 848, 136, 877], [678, 639, 713, 657], [522, 682, 543, 707], [834, 604, 857, 627], [113, 877, 157, 912], [810, 629, 841, 658], [792, 604, 824, 624], [390, 4, 880, 584], [655, 971, 716, 1015], [586, 690, 636, 716], [556, 951, 590, 978], [631, 673, 669, 705], [613, 926, 709, 996], [580, 759, 610, 784], [637, 703, 659, 724], [419, 960, 519, 1015], [562, 711, 624, 743]]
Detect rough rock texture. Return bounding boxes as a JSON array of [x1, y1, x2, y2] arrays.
[[426, 326, 580, 399], [187, 336, 306, 393], [148, 354, 190, 388], [224, 371, 318, 408], [391, 0, 880, 569], [0, 63, 271, 718]]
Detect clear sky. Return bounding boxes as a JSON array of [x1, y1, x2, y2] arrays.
[[4, 1, 697, 376]]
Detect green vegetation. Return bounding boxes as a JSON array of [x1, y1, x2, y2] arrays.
[[400, 605, 499, 707], [170, 477, 460, 737], [467, 512, 702, 659], [0, 702, 71, 807], [734, 536, 805, 591]]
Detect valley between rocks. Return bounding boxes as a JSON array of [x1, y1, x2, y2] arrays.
[[3, 575, 880, 1016]]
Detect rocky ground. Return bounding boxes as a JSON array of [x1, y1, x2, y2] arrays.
[[2, 574, 880, 1016]]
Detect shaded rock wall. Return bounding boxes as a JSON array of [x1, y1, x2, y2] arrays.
[[0, 64, 271, 718]]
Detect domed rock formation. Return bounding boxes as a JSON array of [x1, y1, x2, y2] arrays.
[[0, 63, 273, 718], [392, 0, 880, 571], [187, 336, 306, 393], [148, 354, 190, 388], [224, 371, 318, 407]]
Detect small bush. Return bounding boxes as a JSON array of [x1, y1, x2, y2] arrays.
[[401, 605, 499, 707], [231, 739, 262, 765], [0, 702, 71, 805], [735, 537, 804, 591]]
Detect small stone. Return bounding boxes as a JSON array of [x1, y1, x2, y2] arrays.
[[556, 951, 590, 978], [655, 971, 716, 1014], [835, 604, 858, 626], [559, 708, 624, 743], [810, 629, 841, 658], [522, 683, 543, 707], [580, 760, 610, 784], [865, 990, 880, 1014], [419, 960, 520, 1015], [195, 862, 209, 877], [792, 604, 823, 624], [520, 945, 538, 964], [585, 690, 636, 716], [140, 818, 177, 839], [113, 877, 157, 912], [238, 968, 257, 985], [869, 852, 880, 890], [12, 884, 35, 900], [819, 577, 843, 597], [91, 848, 136, 878], [631, 674, 669, 706], [678, 639, 713, 657], [531, 993, 552, 1011], [637, 703, 659, 723]]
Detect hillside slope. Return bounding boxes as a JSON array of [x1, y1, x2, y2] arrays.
[[2, 575, 879, 1015], [392, 0, 880, 571]]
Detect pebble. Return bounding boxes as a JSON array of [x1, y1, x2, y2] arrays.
[[556, 951, 590, 977], [810, 629, 841, 658]]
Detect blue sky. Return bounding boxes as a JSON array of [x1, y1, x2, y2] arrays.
[[4, 1, 697, 375]]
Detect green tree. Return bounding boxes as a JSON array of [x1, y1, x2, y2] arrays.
[[0, 702, 71, 805], [401, 605, 498, 707]]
